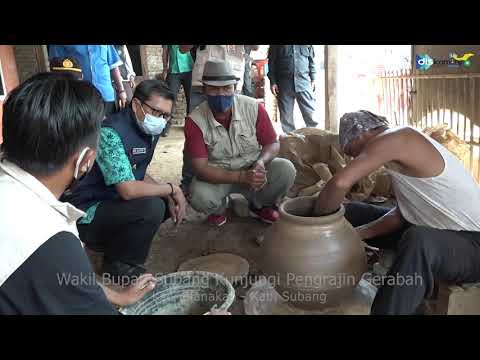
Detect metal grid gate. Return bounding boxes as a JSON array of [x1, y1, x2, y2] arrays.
[[378, 70, 480, 182]]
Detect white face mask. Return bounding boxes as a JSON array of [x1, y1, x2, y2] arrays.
[[64, 147, 91, 195], [137, 103, 167, 136], [74, 147, 91, 180]]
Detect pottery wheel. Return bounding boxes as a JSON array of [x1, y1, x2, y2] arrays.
[[178, 253, 249, 284]]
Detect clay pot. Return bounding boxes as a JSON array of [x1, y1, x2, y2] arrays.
[[261, 196, 367, 310]]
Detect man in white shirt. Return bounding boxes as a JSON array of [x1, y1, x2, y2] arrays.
[[0, 73, 156, 314]]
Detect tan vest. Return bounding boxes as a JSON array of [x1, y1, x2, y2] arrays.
[[192, 45, 245, 89], [190, 94, 261, 170]]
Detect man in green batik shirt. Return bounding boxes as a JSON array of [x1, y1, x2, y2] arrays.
[[62, 80, 187, 284]]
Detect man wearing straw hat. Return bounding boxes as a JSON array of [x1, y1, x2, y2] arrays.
[[184, 59, 296, 227]]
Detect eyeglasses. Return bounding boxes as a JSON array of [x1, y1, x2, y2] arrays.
[[141, 101, 172, 120]]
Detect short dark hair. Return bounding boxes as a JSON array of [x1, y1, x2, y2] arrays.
[[133, 79, 175, 103], [1, 72, 104, 177]]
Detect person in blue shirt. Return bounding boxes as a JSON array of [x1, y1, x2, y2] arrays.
[[48, 45, 127, 115]]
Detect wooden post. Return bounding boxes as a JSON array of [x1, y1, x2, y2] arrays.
[[140, 45, 149, 80], [35, 45, 49, 72], [324, 45, 338, 133]]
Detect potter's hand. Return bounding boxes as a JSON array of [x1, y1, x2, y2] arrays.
[[271, 84, 279, 96], [119, 273, 156, 306]]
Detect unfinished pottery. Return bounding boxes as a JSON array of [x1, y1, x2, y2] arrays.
[[261, 196, 367, 310], [178, 253, 250, 284]]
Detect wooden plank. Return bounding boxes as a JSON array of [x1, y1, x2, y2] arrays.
[[413, 77, 418, 127], [403, 69, 409, 126], [397, 71, 405, 126], [419, 78, 425, 129], [397, 70, 405, 126], [436, 78, 441, 127], [469, 78, 475, 177], [407, 70, 414, 125], [324, 45, 338, 133], [35, 45, 49, 72], [385, 71, 391, 123], [463, 78, 468, 142], [442, 78, 447, 126], [390, 73, 395, 124], [476, 79, 480, 182], [455, 79, 461, 137], [425, 77, 431, 128], [139, 45, 149, 79], [392, 71, 398, 126], [402, 69, 410, 126], [381, 73, 386, 116], [448, 80, 453, 130]]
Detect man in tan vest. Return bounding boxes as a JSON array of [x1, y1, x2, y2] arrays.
[[184, 60, 296, 226]]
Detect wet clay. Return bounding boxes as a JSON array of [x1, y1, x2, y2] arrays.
[[261, 196, 367, 310]]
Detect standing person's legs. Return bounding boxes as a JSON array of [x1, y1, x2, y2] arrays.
[[295, 89, 318, 128], [164, 73, 183, 137], [276, 82, 297, 134], [242, 63, 254, 97], [181, 71, 193, 115], [189, 87, 207, 111], [77, 197, 168, 281], [371, 227, 480, 315]]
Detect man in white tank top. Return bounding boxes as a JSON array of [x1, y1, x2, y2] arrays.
[[313, 110, 480, 315]]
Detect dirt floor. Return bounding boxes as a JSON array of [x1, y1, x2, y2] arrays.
[[143, 126, 269, 315]]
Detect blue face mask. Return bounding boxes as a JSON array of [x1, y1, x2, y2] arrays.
[[137, 106, 167, 136], [207, 95, 234, 113]]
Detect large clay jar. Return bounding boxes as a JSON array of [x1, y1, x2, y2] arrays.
[[262, 196, 367, 310]]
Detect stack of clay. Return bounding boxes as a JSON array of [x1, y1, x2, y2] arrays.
[[279, 128, 394, 201], [423, 124, 470, 165]]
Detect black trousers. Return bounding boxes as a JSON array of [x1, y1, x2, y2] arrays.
[[344, 201, 480, 315], [77, 197, 168, 266], [166, 71, 192, 115]]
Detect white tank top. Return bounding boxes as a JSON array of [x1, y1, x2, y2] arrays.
[[385, 129, 480, 231]]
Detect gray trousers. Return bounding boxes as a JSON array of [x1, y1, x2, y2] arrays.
[[277, 81, 317, 134], [189, 158, 296, 215]]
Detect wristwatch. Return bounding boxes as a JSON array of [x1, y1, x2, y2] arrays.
[[167, 182, 175, 196]]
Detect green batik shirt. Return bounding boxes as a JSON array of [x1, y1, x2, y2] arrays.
[[78, 127, 135, 224]]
